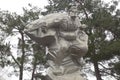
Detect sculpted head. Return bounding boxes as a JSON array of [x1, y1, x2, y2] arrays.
[[68, 3, 78, 20], [25, 20, 56, 47], [24, 13, 70, 47]]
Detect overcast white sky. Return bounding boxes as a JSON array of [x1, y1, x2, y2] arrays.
[[0, 0, 117, 14], [0, 0, 48, 14], [0, 0, 118, 80]]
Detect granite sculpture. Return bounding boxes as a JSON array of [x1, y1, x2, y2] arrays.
[[25, 5, 88, 80]]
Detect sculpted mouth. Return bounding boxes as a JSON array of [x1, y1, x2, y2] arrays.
[[25, 31, 56, 46], [40, 35, 56, 46]]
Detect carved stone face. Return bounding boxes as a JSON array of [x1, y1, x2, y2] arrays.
[[68, 5, 78, 20], [69, 12, 76, 20], [25, 13, 70, 46], [25, 21, 56, 47]]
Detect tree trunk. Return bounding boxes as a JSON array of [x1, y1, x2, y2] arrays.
[[31, 58, 37, 80], [31, 44, 39, 80], [91, 32, 102, 80], [93, 60, 102, 80], [19, 31, 25, 80], [91, 42, 102, 80]]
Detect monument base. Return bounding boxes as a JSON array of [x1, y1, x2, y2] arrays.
[[48, 68, 85, 80], [47, 61, 85, 80]]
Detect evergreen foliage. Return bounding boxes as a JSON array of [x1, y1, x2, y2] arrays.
[[0, 0, 120, 80]]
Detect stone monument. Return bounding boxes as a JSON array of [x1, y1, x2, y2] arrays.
[[25, 4, 88, 80]]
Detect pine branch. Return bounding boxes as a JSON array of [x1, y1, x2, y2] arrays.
[[98, 63, 119, 79], [99, 63, 111, 70], [100, 69, 119, 80], [19, 30, 26, 80], [10, 53, 21, 67], [75, 0, 89, 20]]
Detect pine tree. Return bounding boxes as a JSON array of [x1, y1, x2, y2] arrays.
[[0, 5, 43, 80]]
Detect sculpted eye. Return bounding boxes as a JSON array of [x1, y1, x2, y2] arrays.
[[41, 26, 47, 33]]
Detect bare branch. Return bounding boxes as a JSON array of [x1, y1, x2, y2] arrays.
[[10, 53, 21, 67]]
